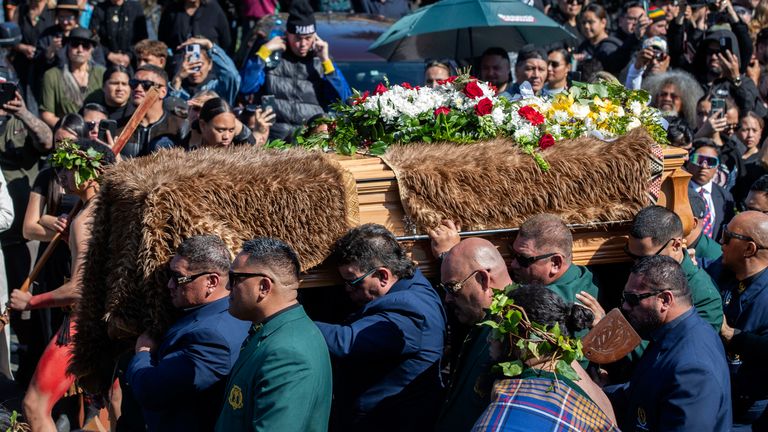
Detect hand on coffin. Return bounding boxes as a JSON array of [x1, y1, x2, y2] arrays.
[[428, 219, 461, 259], [575, 291, 605, 328]]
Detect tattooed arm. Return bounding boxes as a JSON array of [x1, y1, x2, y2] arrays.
[[4, 91, 53, 153]]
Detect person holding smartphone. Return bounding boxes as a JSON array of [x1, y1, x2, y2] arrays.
[[240, 0, 351, 141], [169, 36, 241, 106]]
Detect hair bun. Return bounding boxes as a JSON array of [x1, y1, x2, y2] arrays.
[[566, 304, 594, 333]]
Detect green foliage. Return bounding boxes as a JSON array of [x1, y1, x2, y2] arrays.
[[482, 284, 584, 382], [49, 139, 104, 187]]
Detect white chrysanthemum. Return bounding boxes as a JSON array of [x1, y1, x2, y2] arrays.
[[513, 124, 536, 142], [629, 101, 643, 116], [553, 110, 569, 123], [627, 118, 642, 130], [549, 124, 562, 137], [571, 104, 591, 119], [491, 107, 506, 126]]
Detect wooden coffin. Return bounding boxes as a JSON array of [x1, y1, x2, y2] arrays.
[[300, 147, 691, 288]]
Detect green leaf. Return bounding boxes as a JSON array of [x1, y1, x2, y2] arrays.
[[479, 320, 499, 329], [555, 360, 581, 381], [499, 360, 524, 378]]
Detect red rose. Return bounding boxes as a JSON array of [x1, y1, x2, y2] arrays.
[[352, 90, 370, 106], [538, 133, 555, 150], [518, 106, 545, 126], [434, 106, 451, 116], [401, 82, 413, 89], [475, 98, 493, 116], [375, 83, 388, 95], [463, 81, 484, 99]]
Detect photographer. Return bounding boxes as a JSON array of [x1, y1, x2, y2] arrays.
[[169, 36, 241, 106], [240, 0, 351, 141]]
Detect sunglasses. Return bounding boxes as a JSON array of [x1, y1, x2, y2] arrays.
[[437, 269, 481, 295], [228, 271, 272, 287], [565, 0, 584, 4], [85, 121, 97, 131], [129, 79, 162, 91], [511, 251, 557, 268], [169, 271, 212, 286], [689, 154, 719, 168], [720, 228, 768, 249], [343, 267, 378, 289], [724, 124, 739, 134], [69, 40, 93, 49], [622, 290, 664, 307], [623, 238, 673, 260]]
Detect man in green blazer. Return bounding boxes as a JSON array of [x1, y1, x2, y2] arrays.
[[215, 238, 332, 431]]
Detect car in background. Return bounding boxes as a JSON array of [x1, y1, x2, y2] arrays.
[[316, 13, 425, 93]]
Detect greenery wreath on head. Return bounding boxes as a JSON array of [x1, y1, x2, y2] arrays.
[[49, 139, 105, 187], [481, 284, 584, 382]]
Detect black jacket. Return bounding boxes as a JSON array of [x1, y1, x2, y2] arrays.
[[90, 1, 148, 59], [158, 1, 231, 52]]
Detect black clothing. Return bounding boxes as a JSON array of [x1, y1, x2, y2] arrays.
[[89, 1, 148, 61], [118, 110, 185, 158], [83, 90, 136, 127], [13, 3, 55, 110], [158, 2, 231, 53], [259, 50, 327, 140], [577, 35, 640, 77], [547, 7, 583, 48]]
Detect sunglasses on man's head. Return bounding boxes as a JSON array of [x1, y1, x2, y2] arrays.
[[689, 154, 719, 168], [129, 79, 161, 91]]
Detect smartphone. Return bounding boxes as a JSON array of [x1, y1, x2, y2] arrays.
[[98, 119, 117, 143], [261, 95, 276, 112], [710, 98, 726, 117], [186, 44, 202, 72], [719, 36, 732, 54], [0, 82, 17, 107], [244, 104, 259, 114]]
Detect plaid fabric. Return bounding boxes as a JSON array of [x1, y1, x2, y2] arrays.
[[472, 376, 620, 432]]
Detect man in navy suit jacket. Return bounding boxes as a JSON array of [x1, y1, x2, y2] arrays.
[[126, 235, 250, 431], [687, 142, 735, 241]]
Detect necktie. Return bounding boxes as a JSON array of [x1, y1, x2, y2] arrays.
[[698, 188, 714, 238]]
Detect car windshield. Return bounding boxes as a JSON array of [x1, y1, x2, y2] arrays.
[[336, 61, 425, 93]]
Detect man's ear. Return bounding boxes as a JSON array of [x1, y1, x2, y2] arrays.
[[258, 276, 273, 299], [550, 254, 565, 273], [376, 267, 392, 287]]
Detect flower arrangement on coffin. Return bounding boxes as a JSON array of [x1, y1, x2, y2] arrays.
[[269, 73, 668, 171]]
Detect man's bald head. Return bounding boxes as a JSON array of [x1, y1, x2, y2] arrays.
[[733, 211, 768, 247], [722, 211, 768, 277], [443, 238, 512, 290]]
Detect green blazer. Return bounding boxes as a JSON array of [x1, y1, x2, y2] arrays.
[[547, 264, 599, 304], [215, 305, 332, 432], [681, 251, 724, 331]]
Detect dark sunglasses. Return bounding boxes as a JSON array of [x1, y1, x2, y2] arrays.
[[68, 40, 93, 49], [511, 252, 557, 268], [720, 228, 768, 249], [169, 271, 212, 286], [85, 121, 97, 131], [437, 269, 481, 295], [622, 290, 663, 307], [565, 0, 584, 4], [228, 271, 271, 287], [723, 124, 739, 134], [689, 154, 719, 168], [343, 267, 378, 289], [623, 238, 673, 260], [129, 79, 162, 91]]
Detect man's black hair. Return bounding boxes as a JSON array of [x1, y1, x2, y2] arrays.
[[510, 284, 593, 338], [514, 45, 547, 67], [241, 237, 302, 282], [331, 223, 415, 279], [481, 47, 509, 63], [691, 138, 721, 157], [630, 205, 683, 245], [631, 255, 691, 304], [751, 175, 768, 193]]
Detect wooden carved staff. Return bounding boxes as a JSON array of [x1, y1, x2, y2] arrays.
[[0, 87, 161, 329]]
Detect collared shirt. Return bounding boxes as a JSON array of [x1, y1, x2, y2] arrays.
[[695, 181, 717, 225]]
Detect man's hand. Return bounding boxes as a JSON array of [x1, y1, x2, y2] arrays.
[[178, 37, 213, 52], [247, 107, 275, 134], [721, 320, 740, 345], [135, 331, 158, 354], [173, 55, 202, 86], [428, 219, 461, 259], [635, 15, 651, 39], [634, 48, 655, 69], [313, 36, 330, 62], [263, 36, 286, 53], [15, 43, 35, 59], [107, 51, 131, 67], [747, 54, 761, 86], [717, 50, 741, 80], [53, 214, 69, 233], [8, 289, 32, 311], [575, 291, 605, 328], [2, 91, 26, 115]]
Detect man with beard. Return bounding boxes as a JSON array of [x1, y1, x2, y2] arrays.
[[240, 0, 351, 140], [707, 211, 768, 429], [508, 213, 598, 304], [478, 47, 512, 98], [604, 255, 731, 432]]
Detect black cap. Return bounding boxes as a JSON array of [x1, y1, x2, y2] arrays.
[[287, 0, 316, 35]]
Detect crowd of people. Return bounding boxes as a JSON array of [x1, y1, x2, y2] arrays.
[[0, 0, 764, 430]]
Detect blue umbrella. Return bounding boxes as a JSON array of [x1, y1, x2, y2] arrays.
[[369, 0, 576, 61]]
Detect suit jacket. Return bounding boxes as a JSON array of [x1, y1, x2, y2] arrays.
[[215, 304, 332, 432], [315, 269, 447, 432], [125, 297, 250, 432], [689, 181, 735, 241]]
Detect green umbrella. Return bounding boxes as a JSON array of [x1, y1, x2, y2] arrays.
[[369, 0, 576, 61]]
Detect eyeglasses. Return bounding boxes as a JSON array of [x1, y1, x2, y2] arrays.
[[85, 121, 97, 131], [69, 40, 93, 50], [623, 238, 673, 260], [724, 124, 739, 134], [622, 290, 664, 307], [689, 154, 719, 168], [228, 271, 272, 287], [511, 251, 557, 268], [342, 267, 379, 289], [437, 269, 481, 295], [720, 228, 768, 249], [129, 79, 162, 91], [658, 91, 679, 100], [169, 271, 213, 286], [565, 0, 584, 5]]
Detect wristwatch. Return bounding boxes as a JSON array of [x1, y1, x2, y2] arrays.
[[732, 75, 743, 87]]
